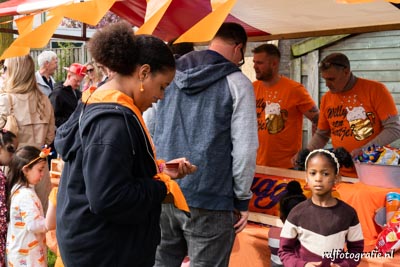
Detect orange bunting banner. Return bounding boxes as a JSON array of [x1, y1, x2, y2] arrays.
[[174, 0, 237, 44], [0, 0, 116, 60], [136, 0, 172, 35]]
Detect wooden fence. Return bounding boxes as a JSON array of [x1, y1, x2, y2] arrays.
[[31, 46, 91, 82]]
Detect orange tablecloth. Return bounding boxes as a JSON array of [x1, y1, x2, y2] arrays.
[[336, 182, 400, 252], [229, 223, 270, 267]]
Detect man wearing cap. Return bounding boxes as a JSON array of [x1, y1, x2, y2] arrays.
[[49, 63, 86, 127], [305, 52, 400, 177], [36, 50, 58, 96]]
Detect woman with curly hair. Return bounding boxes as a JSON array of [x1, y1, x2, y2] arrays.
[[0, 55, 55, 213], [54, 21, 196, 267]]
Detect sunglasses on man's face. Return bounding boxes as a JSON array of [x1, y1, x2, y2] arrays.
[[238, 47, 245, 67], [235, 43, 245, 67], [318, 61, 347, 70]]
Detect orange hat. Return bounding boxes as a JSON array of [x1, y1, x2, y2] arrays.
[[63, 63, 87, 77]]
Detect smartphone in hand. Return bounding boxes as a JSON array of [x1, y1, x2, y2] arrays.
[[165, 162, 179, 169]]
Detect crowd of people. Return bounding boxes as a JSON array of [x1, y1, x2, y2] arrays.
[[0, 19, 398, 267]]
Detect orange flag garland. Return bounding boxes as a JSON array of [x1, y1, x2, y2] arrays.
[[0, 0, 117, 60]]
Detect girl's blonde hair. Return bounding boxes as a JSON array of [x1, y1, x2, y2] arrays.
[[2, 55, 46, 118]]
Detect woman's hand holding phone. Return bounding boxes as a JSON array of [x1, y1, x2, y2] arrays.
[[163, 158, 197, 179]]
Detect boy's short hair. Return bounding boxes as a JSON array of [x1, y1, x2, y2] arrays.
[[214, 22, 248, 46]]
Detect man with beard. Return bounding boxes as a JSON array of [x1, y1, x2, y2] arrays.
[[252, 44, 319, 168]]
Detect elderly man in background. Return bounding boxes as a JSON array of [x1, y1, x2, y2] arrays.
[[35, 50, 58, 96], [306, 52, 400, 177]]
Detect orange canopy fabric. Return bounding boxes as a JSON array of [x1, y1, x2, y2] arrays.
[[0, 0, 399, 58], [0, 0, 116, 59], [0, 0, 399, 42]]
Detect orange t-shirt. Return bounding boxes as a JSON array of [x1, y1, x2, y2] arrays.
[[254, 77, 316, 168], [319, 78, 398, 177]]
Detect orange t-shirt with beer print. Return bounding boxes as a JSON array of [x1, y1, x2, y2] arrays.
[[6, 185, 47, 267], [318, 77, 398, 177], [254, 77, 316, 168]]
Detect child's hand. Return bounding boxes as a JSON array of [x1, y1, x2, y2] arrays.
[[305, 262, 322, 267]]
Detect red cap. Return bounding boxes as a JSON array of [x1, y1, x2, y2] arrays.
[[63, 63, 87, 77]]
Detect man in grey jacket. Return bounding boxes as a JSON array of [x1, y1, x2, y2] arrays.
[[35, 50, 58, 96], [144, 22, 258, 267]]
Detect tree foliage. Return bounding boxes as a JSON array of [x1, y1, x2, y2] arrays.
[[54, 42, 75, 82], [0, 0, 13, 56]]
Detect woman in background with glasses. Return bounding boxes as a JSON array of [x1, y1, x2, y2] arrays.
[[82, 61, 103, 92], [0, 55, 55, 213], [54, 22, 196, 267]]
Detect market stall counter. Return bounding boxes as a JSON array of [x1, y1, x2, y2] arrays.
[[336, 182, 400, 252]]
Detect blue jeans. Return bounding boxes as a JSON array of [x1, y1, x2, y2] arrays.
[[154, 204, 236, 267]]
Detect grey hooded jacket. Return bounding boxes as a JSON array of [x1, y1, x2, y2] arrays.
[[145, 49, 258, 211]]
